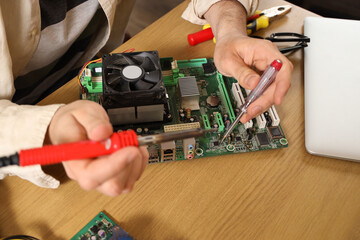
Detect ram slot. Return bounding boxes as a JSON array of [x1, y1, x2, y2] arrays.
[[217, 73, 236, 122], [245, 89, 267, 129], [231, 83, 253, 129]]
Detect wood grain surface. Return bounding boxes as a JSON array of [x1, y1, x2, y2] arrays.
[[1, 1, 360, 239]]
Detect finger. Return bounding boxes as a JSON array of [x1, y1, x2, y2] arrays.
[[273, 60, 293, 105], [71, 101, 113, 141], [138, 146, 149, 179], [123, 153, 143, 192], [216, 53, 260, 90], [240, 84, 276, 123], [124, 146, 149, 190], [95, 162, 133, 196], [64, 147, 141, 190]]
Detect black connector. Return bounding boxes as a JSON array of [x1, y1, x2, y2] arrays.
[[0, 153, 20, 167]]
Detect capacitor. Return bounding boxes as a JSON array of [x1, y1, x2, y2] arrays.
[[98, 229, 106, 239], [136, 128, 142, 134], [235, 108, 240, 116], [179, 109, 184, 114], [144, 128, 149, 134], [246, 128, 253, 140], [186, 109, 192, 118], [180, 113, 185, 122], [225, 120, 231, 129], [231, 132, 235, 142], [228, 136, 231, 145], [189, 117, 195, 122], [167, 113, 172, 121], [223, 114, 229, 121], [213, 123, 219, 129]]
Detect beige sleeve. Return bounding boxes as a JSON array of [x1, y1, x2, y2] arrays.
[[182, 0, 259, 25], [0, 100, 63, 188]]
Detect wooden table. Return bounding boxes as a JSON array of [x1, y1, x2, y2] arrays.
[[1, 1, 360, 239]]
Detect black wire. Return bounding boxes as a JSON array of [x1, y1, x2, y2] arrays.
[[2, 235, 39, 240]]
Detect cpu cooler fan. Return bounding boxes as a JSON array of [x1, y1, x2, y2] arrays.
[[101, 51, 169, 125]]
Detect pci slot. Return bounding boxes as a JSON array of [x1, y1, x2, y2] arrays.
[[231, 83, 253, 129], [268, 106, 280, 126], [215, 112, 225, 132], [202, 114, 211, 130], [217, 73, 236, 122], [245, 89, 267, 129]]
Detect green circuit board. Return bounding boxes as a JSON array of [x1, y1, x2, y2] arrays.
[[80, 56, 288, 163], [71, 211, 133, 240]]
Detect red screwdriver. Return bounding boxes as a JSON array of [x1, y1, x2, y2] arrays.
[[0, 128, 214, 167]]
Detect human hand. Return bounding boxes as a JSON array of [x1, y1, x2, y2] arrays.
[[46, 100, 149, 196], [204, 0, 293, 123], [214, 35, 293, 123]]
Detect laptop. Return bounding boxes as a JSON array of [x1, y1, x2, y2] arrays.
[[304, 16, 360, 162]]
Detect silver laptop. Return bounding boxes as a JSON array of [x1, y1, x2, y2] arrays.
[[304, 16, 360, 162]]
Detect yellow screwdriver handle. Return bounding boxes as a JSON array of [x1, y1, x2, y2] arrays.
[[247, 15, 269, 35]]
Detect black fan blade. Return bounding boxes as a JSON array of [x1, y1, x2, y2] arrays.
[[121, 54, 136, 65], [143, 70, 160, 83], [120, 81, 131, 92], [107, 74, 122, 85], [136, 52, 158, 64], [133, 80, 154, 90], [107, 64, 123, 71], [139, 57, 154, 71]]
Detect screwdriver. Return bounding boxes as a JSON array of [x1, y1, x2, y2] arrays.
[[0, 128, 215, 168], [220, 60, 283, 143]]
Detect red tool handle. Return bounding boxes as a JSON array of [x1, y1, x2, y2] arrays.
[[19, 130, 138, 166], [187, 28, 214, 46]]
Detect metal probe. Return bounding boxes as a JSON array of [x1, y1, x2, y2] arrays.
[[137, 128, 216, 145], [221, 59, 283, 143]]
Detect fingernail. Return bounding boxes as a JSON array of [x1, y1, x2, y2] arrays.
[[245, 75, 257, 88], [251, 106, 262, 116]]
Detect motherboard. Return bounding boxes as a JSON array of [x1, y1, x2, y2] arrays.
[[79, 51, 288, 163], [71, 211, 133, 240]]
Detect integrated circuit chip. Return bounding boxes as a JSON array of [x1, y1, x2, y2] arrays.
[[256, 132, 270, 146], [268, 126, 283, 139], [202, 62, 216, 75]]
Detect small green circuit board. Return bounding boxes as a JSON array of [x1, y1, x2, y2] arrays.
[[71, 211, 133, 240], [80, 56, 288, 163]]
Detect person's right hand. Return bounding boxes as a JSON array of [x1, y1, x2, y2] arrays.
[[45, 100, 149, 196]]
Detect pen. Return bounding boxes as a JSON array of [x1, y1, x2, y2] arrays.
[[0, 128, 215, 168], [220, 60, 283, 143]]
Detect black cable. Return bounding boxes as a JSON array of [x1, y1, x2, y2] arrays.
[[2, 235, 39, 240], [0, 153, 20, 168]]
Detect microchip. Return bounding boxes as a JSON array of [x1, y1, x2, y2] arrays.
[[256, 132, 270, 146], [213, 141, 219, 146], [268, 126, 283, 139], [235, 136, 242, 142], [90, 225, 99, 234], [80, 236, 87, 240], [202, 62, 216, 75]]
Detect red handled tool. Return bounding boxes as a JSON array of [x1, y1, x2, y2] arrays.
[[187, 5, 292, 46], [0, 128, 214, 167]]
